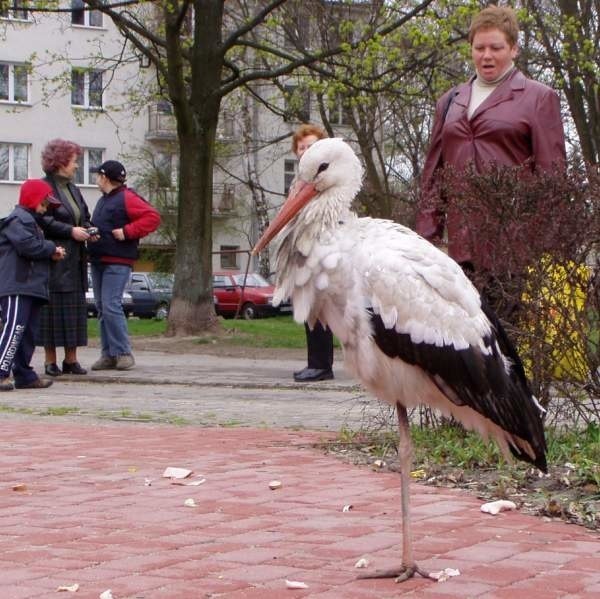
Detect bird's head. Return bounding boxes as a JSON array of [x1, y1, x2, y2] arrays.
[[252, 138, 363, 254]]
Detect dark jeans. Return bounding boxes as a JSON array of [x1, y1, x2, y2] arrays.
[[305, 321, 334, 370], [0, 295, 42, 385], [91, 262, 132, 357]]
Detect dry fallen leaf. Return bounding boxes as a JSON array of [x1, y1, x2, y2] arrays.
[[269, 480, 282, 490], [285, 579, 308, 589], [56, 583, 79, 592], [410, 469, 426, 479], [162, 467, 192, 479], [12, 483, 27, 492]]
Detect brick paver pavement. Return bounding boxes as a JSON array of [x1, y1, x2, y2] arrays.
[[1, 421, 599, 598]]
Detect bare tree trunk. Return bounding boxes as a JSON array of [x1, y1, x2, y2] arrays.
[[165, 0, 223, 335]]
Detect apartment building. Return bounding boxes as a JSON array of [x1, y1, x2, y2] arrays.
[[0, 3, 149, 211], [0, 2, 343, 273]]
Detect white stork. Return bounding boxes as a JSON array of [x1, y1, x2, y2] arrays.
[[252, 138, 547, 583]]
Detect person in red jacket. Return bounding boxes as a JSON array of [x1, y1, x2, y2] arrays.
[[416, 5, 566, 275], [87, 160, 161, 371]]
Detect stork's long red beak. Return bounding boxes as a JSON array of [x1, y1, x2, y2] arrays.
[[252, 181, 318, 255]]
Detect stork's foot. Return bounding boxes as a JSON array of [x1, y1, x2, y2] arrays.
[[357, 563, 430, 583]]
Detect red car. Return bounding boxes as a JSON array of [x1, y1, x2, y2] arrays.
[[212, 271, 291, 319]]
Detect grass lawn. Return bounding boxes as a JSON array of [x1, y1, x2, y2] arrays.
[[87, 315, 337, 350]]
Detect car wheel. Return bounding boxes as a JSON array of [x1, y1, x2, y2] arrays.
[[155, 303, 169, 320], [241, 302, 257, 320]]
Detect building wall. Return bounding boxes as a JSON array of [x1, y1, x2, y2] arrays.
[[0, 5, 148, 215]]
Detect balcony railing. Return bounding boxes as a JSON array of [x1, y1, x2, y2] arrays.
[[146, 104, 177, 141]]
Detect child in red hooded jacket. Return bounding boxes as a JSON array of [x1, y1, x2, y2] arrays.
[[0, 179, 66, 391]]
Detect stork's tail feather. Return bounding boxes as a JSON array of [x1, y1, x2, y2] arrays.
[[481, 300, 548, 473], [508, 440, 547, 473]]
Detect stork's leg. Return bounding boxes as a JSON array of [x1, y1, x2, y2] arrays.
[[357, 402, 430, 583]]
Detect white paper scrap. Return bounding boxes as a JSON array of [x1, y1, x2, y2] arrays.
[[162, 467, 192, 479], [56, 583, 79, 592], [480, 500, 517, 515], [285, 579, 308, 589], [429, 567, 461, 582]]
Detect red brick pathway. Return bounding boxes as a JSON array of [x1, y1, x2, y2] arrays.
[[1, 421, 599, 598]]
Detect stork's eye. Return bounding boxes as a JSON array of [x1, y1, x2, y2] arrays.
[[317, 162, 329, 174]]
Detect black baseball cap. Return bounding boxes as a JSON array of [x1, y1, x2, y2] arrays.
[[92, 160, 127, 183]]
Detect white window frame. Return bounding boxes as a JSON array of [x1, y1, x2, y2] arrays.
[[71, 68, 103, 109], [0, 62, 30, 104], [74, 147, 104, 186], [0, 142, 30, 183], [71, 0, 103, 28], [0, 1, 30, 21]]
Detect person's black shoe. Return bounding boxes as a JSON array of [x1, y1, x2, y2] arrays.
[[62, 361, 87, 375], [0, 377, 14, 391], [45, 363, 62, 377], [293, 368, 334, 382], [15, 378, 53, 389]]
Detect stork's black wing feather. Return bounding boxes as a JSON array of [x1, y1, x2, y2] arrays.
[[369, 308, 547, 471]]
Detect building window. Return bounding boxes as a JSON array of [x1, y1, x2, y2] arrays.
[[220, 183, 235, 211], [71, 0, 102, 27], [0, 63, 29, 103], [219, 110, 235, 139], [71, 69, 103, 108], [0, 142, 29, 182], [0, 1, 29, 20], [282, 4, 309, 50], [329, 94, 353, 126], [155, 152, 174, 188], [283, 85, 310, 122], [220, 245, 239, 269], [284, 159, 296, 195], [74, 147, 103, 186]]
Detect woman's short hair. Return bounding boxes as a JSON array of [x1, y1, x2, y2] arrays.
[[41, 139, 83, 174], [468, 5, 519, 47], [292, 124, 327, 154]]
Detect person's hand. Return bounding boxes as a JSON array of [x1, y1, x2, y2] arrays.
[[72, 226, 90, 242], [112, 228, 125, 241], [52, 246, 66, 261]]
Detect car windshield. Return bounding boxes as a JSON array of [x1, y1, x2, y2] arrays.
[[148, 273, 174, 289], [232, 273, 270, 287]]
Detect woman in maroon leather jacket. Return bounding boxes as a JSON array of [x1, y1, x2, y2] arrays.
[[416, 5, 566, 270]]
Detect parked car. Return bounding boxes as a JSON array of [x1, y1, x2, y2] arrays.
[[85, 284, 133, 318], [212, 271, 292, 319], [126, 272, 174, 319]]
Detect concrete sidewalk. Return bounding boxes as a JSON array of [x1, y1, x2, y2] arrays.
[[3, 346, 375, 431], [1, 421, 599, 599]]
